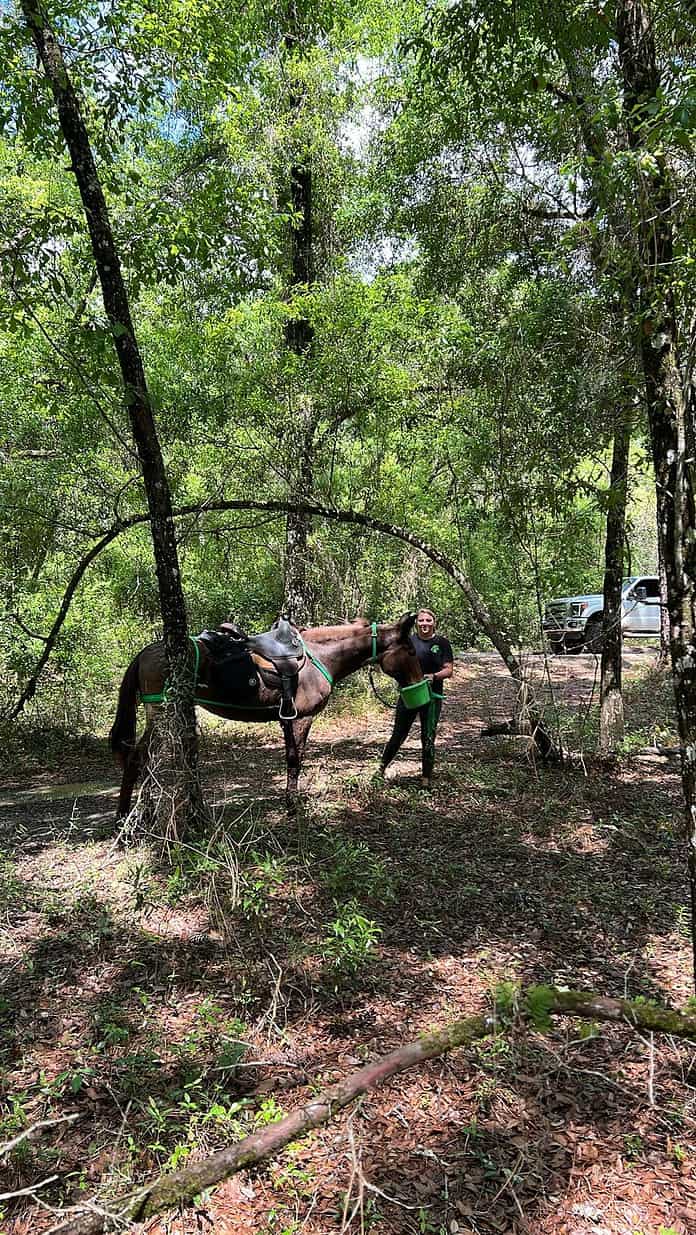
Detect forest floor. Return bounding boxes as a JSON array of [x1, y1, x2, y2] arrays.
[[1, 649, 695, 1235]]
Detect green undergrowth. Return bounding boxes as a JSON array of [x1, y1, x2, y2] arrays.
[[1, 801, 393, 1210], [0, 717, 109, 783], [540, 655, 678, 755], [619, 660, 678, 751], [2, 705, 691, 1231]]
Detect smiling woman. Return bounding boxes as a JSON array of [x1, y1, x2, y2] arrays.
[[377, 606, 454, 788]]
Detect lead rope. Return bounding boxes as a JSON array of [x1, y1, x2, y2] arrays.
[[367, 620, 398, 709], [367, 622, 442, 727], [368, 667, 398, 709]]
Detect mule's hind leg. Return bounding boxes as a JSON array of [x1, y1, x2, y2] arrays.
[[117, 753, 139, 821], [282, 717, 313, 796], [116, 718, 154, 821]]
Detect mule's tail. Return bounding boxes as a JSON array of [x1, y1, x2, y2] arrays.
[[110, 654, 141, 768]]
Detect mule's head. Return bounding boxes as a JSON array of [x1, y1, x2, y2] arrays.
[[376, 612, 423, 688]]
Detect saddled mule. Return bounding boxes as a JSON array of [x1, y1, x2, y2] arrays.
[[110, 613, 425, 818]]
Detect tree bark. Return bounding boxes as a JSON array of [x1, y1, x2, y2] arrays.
[[657, 530, 670, 663], [282, 35, 316, 626], [44, 984, 696, 1235], [283, 399, 317, 627], [599, 413, 631, 752], [617, 0, 696, 986], [19, 0, 203, 832]]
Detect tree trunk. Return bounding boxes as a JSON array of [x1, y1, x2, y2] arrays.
[[284, 163, 314, 352], [283, 164, 315, 626], [282, 37, 316, 628], [20, 0, 203, 834], [617, 0, 696, 985], [283, 400, 317, 628], [657, 530, 670, 664], [599, 413, 631, 752]]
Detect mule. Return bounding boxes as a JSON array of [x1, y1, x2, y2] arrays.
[[110, 613, 425, 817]]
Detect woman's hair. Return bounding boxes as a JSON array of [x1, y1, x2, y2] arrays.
[[417, 608, 436, 622]]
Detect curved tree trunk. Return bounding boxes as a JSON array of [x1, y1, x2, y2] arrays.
[[5, 498, 559, 759]]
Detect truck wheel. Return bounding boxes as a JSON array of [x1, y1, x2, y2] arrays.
[[584, 617, 603, 653], [547, 638, 565, 655]]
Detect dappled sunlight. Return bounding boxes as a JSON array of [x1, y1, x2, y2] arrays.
[[1, 652, 694, 1233]]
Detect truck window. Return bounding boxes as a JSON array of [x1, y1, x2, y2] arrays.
[[635, 578, 660, 599]]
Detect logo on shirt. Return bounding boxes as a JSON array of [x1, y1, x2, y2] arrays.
[[431, 644, 440, 653]]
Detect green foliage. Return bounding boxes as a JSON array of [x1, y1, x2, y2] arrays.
[[319, 899, 381, 975], [493, 980, 521, 1023], [317, 835, 397, 903], [0, 0, 685, 742], [623, 1132, 643, 1161], [239, 852, 289, 919], [633, 1228, 679, 1235]]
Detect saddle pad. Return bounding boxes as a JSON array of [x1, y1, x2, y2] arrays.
[[202, 646, 261, 706]]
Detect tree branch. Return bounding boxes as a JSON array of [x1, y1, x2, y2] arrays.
[[4, 498, 558, 755], [0, 1113, 80, 1159]]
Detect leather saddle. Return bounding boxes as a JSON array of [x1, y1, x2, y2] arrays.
[[204, 616, 305, 721]]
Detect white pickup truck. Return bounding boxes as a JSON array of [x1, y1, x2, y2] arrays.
[[543, 575, 661, 653]]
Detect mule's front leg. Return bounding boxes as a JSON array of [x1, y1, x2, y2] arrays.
[[282, 717, 313, 796]]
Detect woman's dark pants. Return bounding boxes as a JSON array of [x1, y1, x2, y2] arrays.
[[380, 697, 442, 778]]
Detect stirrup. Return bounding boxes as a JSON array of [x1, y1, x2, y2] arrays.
[[279, 699, 298, 721]]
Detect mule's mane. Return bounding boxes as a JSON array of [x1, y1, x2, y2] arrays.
[[302, 619, 370, 644]]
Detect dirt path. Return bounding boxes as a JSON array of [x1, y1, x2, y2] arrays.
[[1, 651, 694, 1235]]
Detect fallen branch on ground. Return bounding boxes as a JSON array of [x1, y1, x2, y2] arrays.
[[43, 986, 696, 1235], [480, 719, 564, 760], [0, 1112, 80, 1159], [0, 1174, 60, 1202]]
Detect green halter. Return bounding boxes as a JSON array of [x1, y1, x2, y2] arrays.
[[300, 637, 334, 686]]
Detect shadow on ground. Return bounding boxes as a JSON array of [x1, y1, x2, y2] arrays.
[[1, 652, 693, 1235]]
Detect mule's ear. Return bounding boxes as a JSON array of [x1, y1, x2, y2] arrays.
[[398, 611, 417, 640]]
